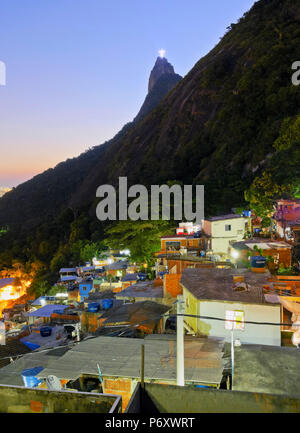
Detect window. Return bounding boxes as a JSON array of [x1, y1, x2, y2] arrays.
[[225, 310, 245, 330], [225, 224, 231, 231], [166, 241, 181, 251]]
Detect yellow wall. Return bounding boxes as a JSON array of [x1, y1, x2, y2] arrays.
[[182, 286, 198, 333], [181, 284, 280, 345]]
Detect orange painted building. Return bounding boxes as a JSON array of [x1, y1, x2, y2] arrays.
[[102, 377, 136, 412], [80, 311, 102, 333], [157, 235, 203, 256], [163, 273, 182, 298]]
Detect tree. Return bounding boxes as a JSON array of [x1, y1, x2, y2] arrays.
[[104, 220, 174, 265], [80, 241, 106, 264], [245, 114, 300, 220]]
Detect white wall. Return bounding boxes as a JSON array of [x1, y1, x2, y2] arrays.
[[209, 218, 248, 254], [197, 300, 281, 346]]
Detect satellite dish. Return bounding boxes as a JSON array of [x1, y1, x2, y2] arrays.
[[46, 375, 62, 391]]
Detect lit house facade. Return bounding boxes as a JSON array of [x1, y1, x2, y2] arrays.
[[202, 214, 251, 256], [273, 199, 300, 247], [180, 268, 281, 346]]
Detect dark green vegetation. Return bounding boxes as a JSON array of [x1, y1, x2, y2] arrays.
[[0, 0, 299, 294], [104, 220, 174, 266]]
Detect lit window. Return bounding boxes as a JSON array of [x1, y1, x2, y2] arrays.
[[225, 310, 245, 330]]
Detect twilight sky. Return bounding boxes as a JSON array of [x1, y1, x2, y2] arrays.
[[0, 0, 255, 187]]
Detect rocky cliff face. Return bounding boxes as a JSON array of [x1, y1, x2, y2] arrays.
[[148, 57, 175, 92], [0, 0, 300, 235], [134, 57, 182, 124]]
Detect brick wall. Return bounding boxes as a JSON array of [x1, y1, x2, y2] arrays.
[[102, 377, 135, 412], [80, 312, 100, 333], [164, 274, 182, 298]]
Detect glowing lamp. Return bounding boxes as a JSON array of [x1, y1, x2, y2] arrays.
[[231, 250, 239, 259]]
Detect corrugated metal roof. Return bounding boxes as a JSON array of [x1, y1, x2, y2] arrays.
[[59, 268, 77, 273], [100, 301, 170, 327], [121, 273, 139, 282], [116, 281, 163, 299], [60, 276, 79, 282], [0, 339, 31, 369], [27, 305, 67, 318], [31, 296, 56, 306], [36, 335, 225, 385], [0, 346, 72, 386]]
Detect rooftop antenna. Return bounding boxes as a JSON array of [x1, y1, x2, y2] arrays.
[[97, 363, 102, 383]]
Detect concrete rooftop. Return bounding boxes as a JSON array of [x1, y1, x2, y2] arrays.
[[180, 268, 273, 304], [232, 344, 300, 397]]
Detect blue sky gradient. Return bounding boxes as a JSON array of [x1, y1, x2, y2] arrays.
[[0, 0, 255, 187]]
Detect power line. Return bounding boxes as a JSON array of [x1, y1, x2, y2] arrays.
[[0, 303, 297, 362], [169, 313, 298, 327]]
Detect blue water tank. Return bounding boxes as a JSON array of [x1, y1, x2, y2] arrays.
[[40, 326, 52, 337], [101, 299, 113, 310], [88, 302, 100, 313], [21, 366, 44, 388], [243, 210, 252, 217], [250, 256, 266, 268], [138, 273, 147, 281]]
